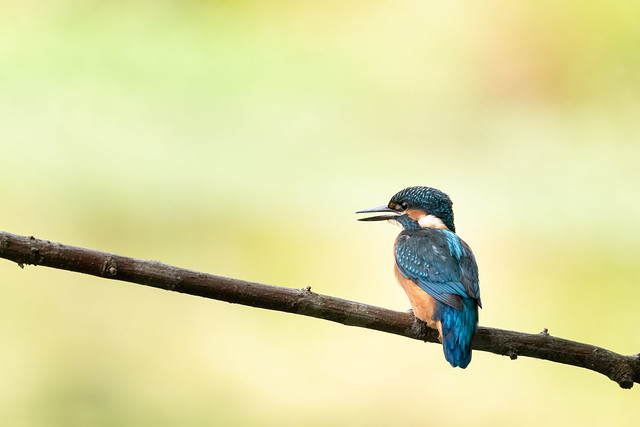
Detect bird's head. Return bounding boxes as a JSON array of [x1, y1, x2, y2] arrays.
[[356, 186, 455, 232]]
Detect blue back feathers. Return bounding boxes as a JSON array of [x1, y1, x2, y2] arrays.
[[394, 221, 481, 368], [442, 229, 466, 259], [395, 228, 481, 310]]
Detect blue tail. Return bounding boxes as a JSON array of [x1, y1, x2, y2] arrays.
[[436, 298, 478, 368]]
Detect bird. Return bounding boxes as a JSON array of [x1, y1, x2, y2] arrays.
[[357, 186, 481, 368]]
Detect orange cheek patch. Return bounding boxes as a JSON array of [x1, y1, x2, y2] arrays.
[[406, 209, 426, 221], [405, 209, 448, 230]]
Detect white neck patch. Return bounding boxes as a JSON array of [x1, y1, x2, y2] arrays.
[[418, 214, 448, 230]]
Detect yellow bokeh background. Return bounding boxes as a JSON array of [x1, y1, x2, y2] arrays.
[[2, 1, 640, 425]]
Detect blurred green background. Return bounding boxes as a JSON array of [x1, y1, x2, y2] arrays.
[[2, 0, 640, 425]]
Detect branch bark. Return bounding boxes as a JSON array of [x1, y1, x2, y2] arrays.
[[1, 230, 638, 388]]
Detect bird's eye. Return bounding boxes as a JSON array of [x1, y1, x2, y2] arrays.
[[400, 202, 409, 210]]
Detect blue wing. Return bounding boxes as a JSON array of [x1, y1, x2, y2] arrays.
[[395, 228, 481, 310]]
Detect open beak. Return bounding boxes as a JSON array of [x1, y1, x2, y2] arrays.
[[355, 205, 399, 221]]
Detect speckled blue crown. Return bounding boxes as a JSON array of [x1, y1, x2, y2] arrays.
[[390, 186, 456, 232]]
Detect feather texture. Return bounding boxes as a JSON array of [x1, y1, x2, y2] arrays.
[[395, 227, 480, 368]]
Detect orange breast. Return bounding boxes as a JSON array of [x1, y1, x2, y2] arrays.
[[394, 264, 443, 339]]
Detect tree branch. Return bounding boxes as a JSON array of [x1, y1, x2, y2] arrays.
[[1, 230, 638, 388]]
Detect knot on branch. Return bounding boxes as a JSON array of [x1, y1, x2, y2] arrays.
[[22, 236, 45, 267], [101, 257, 118, 277], [409, 317, 429, 341], [407, 317, 439, 343], [29, 247, 44, 266], [609, 361, 635, 389], [290, 285, 316, 314]]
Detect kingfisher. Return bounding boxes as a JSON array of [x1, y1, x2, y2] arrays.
[[357, 186, 481, 368]]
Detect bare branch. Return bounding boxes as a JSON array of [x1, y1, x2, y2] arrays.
[[1, 230, 638, 388]]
